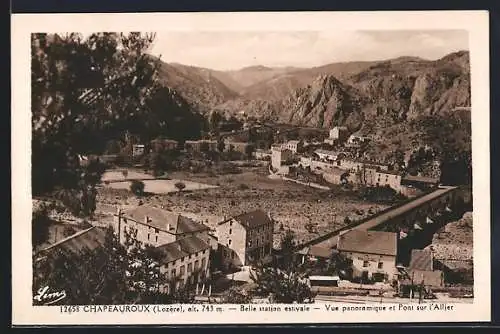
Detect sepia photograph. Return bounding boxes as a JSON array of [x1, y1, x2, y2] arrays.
[[12, 11, 490, 325]]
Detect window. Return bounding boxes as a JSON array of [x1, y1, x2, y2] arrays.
[[229, 228, 232, 235], [147, 233, 150, 241], [155, 228, 159, 233], [188, 263, 193, 272], [201, 258, 206, 268], [228, 239, 232, 246], [155, 235, 158, 243], [173, 260, 176, 266], [180, 265, 185, 277], [229, 221, 233, 226], [378, 262, 383, 269], [171, 269, 176, 277], [123, 218, 127, 224], [363, 260, 369, 267], [194, 260, 199, 269]]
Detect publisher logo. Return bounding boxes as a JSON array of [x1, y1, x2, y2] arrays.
[[33, 286, 67, 305]]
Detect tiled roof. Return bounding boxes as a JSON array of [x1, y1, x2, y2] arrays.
[[123, 206, 210, 234], [337, 229, 397, 256], [38, 226, 107, 257], [409, 249, 433, 271], [402, 175, 440, 184], [218, 210, 272, 229], [308, 245, 332, 258], [154, 236, 210, 264]]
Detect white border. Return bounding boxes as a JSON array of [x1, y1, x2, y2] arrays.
[[11, 10, 490, 325]]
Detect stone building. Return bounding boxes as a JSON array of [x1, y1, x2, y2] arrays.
[[155, 236, 211, 294], [216, 210, 274, 268], [113, 206, 212, 247], [337, 229, 398, 282]]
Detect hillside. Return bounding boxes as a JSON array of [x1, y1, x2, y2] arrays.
[[156, 61, 240, 113]]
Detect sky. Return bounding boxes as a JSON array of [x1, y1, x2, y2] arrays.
[[148, 30, 468, 71]]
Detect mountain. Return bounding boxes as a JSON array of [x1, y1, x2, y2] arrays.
[[153, 51, 470, 134], [274, 74, 365, 129], [156, 61, 240, 113], [223, 65, 304, 90]]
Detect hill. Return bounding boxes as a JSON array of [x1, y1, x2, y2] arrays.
[[156, 61, 240, 113]]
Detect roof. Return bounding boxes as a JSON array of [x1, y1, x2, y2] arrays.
[[123, 206, 210, 234], [287, 140, 301, 145], [38, 226, 107, 257], [218, 210, 272, 229], [409, 249, 433, 271], [325, 167, 348, 176], [315, 149, 339, 156], [152, 138, 178, 144], [309, 275, 340, 281], [402, 270, 444, 287], [308, 245, 332, 258], [402, 175, 440, 184], [154, 236, 210, 264], [337, 229, 397, 256]]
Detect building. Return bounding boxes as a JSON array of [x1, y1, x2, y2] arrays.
[[399, 250, 444, 296], [184, 140, 218, 153], [322, 167, 350, 185], [216, 210, 274, 268], [114, 206, 212, 247], [150, 138, 179, 152], [329, 126, 349, 142], [132, 144, 145, 157], [363, 169, 402, 190], [253, 149, 271, 160], [337, 229, 398, 282], [155, 236, 211, 293], [35, 226, 107, 262], [314, 149, 341, 162], [281, 140, 304, 153], [271, 147, 293, 170], [346, 133, 371, 147], [401, 175, 440, 190], [224, 141, 253, 155], [297, 245, 332, 264]]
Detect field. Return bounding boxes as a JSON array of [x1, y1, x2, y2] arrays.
[[95, 166, 389, 247]]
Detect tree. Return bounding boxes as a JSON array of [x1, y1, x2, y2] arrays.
[[224, 287, 252, 304], [32, 205, 52, 249], [33, 226, 129, 305], [217, 138, 226, 153], [31, 32, 161, 214], [130, 180, 145, 196], [245, 144, 255, 160], [327, 251, 353, 279], [250, 263, 315, 304], [279, 229, 296, 270], [174, 181, 186, 194]]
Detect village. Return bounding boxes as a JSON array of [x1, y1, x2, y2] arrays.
[[33, 122, 474, 305]]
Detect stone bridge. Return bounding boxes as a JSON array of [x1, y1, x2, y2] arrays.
[[295, 186, 465, 253]]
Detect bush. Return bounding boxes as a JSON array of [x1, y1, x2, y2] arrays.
[[238, 183, 249, 190], [130, 180, 145, 196], [174, 182, 186, 193]]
